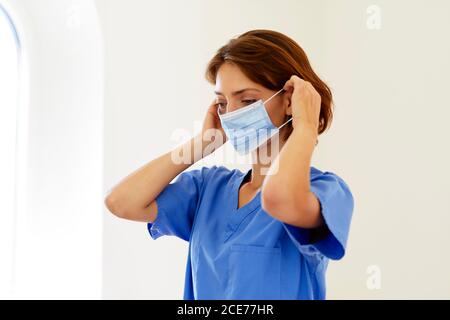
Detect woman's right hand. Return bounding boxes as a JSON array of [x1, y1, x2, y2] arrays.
[[197, 99, 227, 156], [105, 100, 229, 222]]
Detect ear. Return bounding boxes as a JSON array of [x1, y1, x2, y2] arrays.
[[283, 87, 294, 116]]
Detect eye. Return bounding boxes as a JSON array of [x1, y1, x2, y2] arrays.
[[242, 99, 257, 105]]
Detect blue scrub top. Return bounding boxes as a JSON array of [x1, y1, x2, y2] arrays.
[[147, 165, 354, 300]]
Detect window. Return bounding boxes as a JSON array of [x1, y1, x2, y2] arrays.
[[0, 3, 20, 298]]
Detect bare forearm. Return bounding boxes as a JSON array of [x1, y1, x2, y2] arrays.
[[105, 133, 207, 214], [262, 125, 322, 227], [266, 125, 317, 197], [262, 76, 323, 227]]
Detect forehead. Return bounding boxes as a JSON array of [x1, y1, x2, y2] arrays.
[[214, 62, 261, 95]]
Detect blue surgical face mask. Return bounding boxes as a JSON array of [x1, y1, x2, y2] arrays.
[[218, 88, 293, 155]]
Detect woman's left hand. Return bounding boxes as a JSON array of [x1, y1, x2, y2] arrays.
[[283, 75, 321, 134]]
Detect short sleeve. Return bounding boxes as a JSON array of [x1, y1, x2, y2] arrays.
[[283, 171, 354, 260], [147, 166, 211, 242]]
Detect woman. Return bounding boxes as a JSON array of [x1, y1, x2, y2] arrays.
[[105, 29, 354, 300]]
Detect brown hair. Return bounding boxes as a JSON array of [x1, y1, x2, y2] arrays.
[[205, 29, 333, 136]]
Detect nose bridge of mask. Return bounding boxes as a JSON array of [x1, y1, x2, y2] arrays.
[[220, 88, 285, 118], [219, 100, 258, 120], [219, 87, 291, 130]]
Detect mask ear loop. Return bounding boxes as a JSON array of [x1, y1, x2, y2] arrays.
[[278, 117, 319, 146], [263, 88, 285, 104], [266, 88, 320, 146], [278, 116, 293, 130], [263, 88, 292, 129], [221, 88, 285, 115]]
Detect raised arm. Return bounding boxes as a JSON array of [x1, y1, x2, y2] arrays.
[[104, 101, 225, 222]]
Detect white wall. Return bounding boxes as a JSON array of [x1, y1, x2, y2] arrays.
[[0, 2, 19, 298], [96, 0, 326, 300], [1, 0, 104, 299], [314, 0, 450, 299], [98, 0, 450, 299]]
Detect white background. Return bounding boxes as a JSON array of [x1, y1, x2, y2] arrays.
[[1, 0, 449, 299], [98, 0, 450, 299]]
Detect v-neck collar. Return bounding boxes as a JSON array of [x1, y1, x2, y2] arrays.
[[233, 168, 261, 213], [223, 165, 322, 242], [224, 168, 262, 242]]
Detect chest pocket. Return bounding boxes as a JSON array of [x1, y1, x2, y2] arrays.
[[226, 244, 281, 299]]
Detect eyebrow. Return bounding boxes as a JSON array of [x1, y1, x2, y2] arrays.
[[214, 88, 261, 96]]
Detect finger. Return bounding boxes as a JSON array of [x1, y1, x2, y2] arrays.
[[283, 79, 294, 91], [290, 75, 303, 82], [307, 81, 320, 95], [305, 82, 321, 101], [304, 81, 315, 92], [291, 75, 306, 87], [284, 75, 302, 87], [293, 80, 308, 99], [284, 78, 302, 94], [301, 81, 309, 95], [304, 81, 318, 97], [209, 98, 217, 108], [208, 102, 220, 114]]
